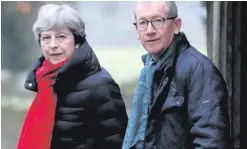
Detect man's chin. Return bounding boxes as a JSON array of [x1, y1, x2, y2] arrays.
[[145, 47, 163, 55]]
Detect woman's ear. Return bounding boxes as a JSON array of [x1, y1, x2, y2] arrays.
[[38, 34, 41, 46], [74, 34, 85, 48]]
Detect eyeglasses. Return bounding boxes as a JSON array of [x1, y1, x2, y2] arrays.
[[133, 17, 177, 31]]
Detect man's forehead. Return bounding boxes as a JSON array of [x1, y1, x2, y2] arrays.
[[135, 1, 168, 18], [136, 1, 167, 10]]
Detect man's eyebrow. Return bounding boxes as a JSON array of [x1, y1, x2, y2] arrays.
[[137, 15, 164, 21], [136, 17, 145, 21], [152, 15, 164, 18]]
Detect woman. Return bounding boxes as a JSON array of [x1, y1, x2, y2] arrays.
[[17, 4, 128, 149]]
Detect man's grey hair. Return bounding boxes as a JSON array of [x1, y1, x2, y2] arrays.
[[134, 1, 178, 20], [165, 1, 178, 17], [33, 4, 86, 42]]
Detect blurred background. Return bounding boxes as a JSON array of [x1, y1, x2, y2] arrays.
[[1, 1, 241, 149]]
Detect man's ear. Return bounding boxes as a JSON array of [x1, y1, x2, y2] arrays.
[[137, 33, 141, 40], [173, 17, 182, 34], [136, 27, 141, 40]]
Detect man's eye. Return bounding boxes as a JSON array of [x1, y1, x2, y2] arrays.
[[138, 21, 147, 25], [153, 18, 163, 23]]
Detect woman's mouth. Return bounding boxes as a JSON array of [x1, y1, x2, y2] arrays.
[[51, 53, 62, 56]]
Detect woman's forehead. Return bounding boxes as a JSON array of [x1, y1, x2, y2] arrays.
[[41, 28, 71, 35]]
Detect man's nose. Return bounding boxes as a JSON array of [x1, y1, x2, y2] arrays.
[[49, 37, 58, 49], [146, 22, 156, 35]]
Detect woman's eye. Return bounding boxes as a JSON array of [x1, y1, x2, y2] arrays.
[[42, 36, 50, 40], [58, 35, 66, 39]]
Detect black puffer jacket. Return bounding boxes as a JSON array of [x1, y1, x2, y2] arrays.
[[24, 40, 128, 149]]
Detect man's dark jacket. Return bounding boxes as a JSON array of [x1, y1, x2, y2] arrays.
[[24, 40, 128, 149], [142, 33, 230, 149]]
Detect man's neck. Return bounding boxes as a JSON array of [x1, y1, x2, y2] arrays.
[[151, 55, 160, 63], [151, 48, 167, 63]]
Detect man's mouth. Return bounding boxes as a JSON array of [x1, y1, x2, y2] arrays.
[[147, 39, 159, 42]]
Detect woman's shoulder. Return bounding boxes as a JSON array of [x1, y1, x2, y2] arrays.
[[76, 67, 117, 91]]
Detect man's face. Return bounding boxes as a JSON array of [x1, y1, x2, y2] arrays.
[[135, 2, 181, 57], [40, 28, 76, 65]]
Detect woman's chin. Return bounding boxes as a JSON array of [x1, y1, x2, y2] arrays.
[[50, 59, 64, 65]]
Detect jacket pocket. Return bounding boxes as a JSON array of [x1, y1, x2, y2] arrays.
[[160, 95, 184, 113]]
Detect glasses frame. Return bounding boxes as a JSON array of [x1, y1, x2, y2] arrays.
[[133, 16, 177, 31]]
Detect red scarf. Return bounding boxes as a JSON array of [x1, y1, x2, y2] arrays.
[[17, 59, 67, 149]]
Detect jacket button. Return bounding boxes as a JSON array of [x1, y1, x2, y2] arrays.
[[181, 97, 184, 102], [164, 77, 168, 84], [28, 83, 32, 87]]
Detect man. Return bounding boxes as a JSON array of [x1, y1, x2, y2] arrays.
[[123, 1, 231, 149]]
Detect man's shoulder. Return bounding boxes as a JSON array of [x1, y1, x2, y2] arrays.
[[180, 46, 213, 68], [176, 46, 222, 79]]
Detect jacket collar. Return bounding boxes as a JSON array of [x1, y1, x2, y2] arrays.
[[57, 40, 101, 77], [141, 32, 190, 72], [25, 40, 101, 92]]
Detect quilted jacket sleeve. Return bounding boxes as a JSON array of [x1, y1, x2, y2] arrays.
[[91, 80, 128, 149]]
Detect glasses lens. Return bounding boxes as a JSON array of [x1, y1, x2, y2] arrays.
[[137, 20, 147, 30], [152, 18, 164, 28]]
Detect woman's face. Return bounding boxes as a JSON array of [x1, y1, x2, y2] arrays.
[[40, 28, 75, 65]]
